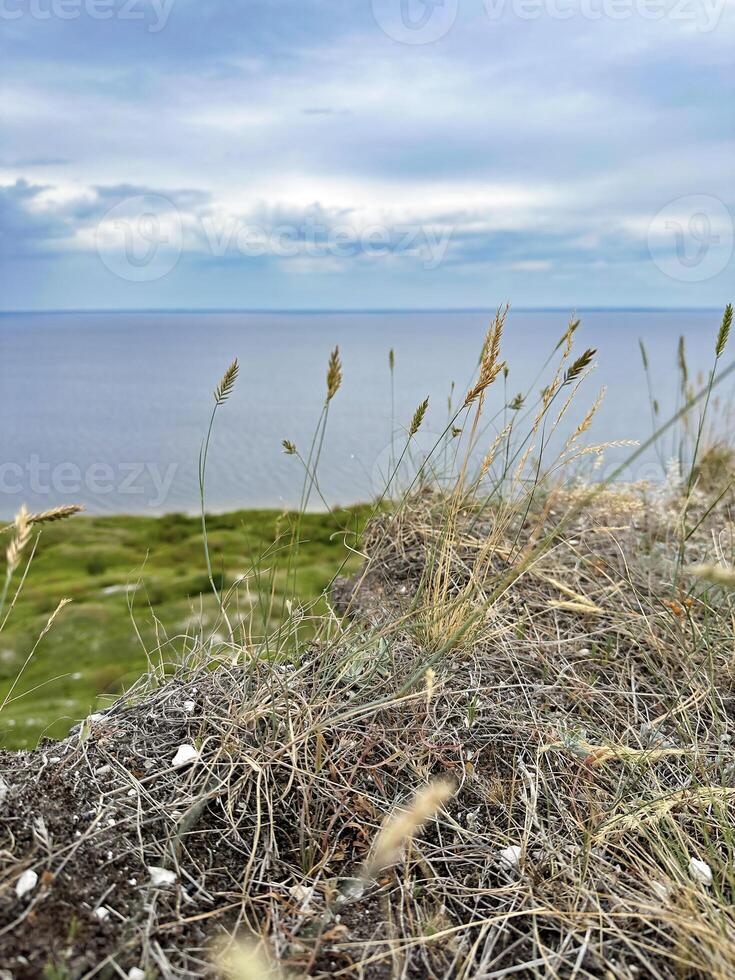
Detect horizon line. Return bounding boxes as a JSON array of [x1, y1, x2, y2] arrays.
[[0, 306, 724, 316]]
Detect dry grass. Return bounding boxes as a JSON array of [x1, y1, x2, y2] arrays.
[[2, 307, 735, 978]]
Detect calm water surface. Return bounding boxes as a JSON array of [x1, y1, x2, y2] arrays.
[[0, 310, 728, 518]]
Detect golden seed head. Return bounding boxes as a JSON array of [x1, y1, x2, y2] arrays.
[[365, 777, 456, 878], [464, 305, 508, 407], [214, 358, 239, 405], [6, 505, 31, 575]]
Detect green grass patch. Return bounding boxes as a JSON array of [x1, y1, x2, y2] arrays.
[[0, 506, 369, 748]]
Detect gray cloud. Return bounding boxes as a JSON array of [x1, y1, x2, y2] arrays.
[[1, 0, 733, 308]]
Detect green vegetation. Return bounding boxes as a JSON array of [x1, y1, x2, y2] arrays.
[[0, 506, 368, 748]]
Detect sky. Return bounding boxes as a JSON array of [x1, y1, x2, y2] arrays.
[[0, 0, 733, 310]]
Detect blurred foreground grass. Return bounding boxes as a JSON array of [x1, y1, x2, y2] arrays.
[[0, 506, 368, 748]]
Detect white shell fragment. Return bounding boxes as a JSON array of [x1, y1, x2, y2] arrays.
[[147, 866, 177, 888], [689, 858, 713, 886], [93, 906, 110, 920], [15, 869, 38, 899], [172, 744, 199, 769], [498, 845, 523, 870]]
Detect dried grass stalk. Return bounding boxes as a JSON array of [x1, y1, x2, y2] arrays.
[[6, 506, 31, 575]]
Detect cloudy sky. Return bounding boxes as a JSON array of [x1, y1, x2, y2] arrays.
[[1, 0, 733, 310]]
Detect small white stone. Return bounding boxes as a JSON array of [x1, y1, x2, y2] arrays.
[[289, 884, 314, 907], [689, 858, 713, 886], [15, 869, 38, 899], [147, 866, 177, 888], [498, 845, 523, 870], [171, 744, 199, 769], [128, 969, 146, 980], [93, 906, 110, 920]]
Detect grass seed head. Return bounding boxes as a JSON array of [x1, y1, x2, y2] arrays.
[[327, 346, 343, 401], [409, 397, 429, 436], [26, 504, 84, 526], [555, 315, 580, 351], [716, 303, 733, 358], [6, 505, 31, 575], [214, 359, 239, 405], [688, 563, 735, 590], [563, 348, 596, 387], [218, 939, 284, 979], [465, 306, 507, 406], [366, 777, 456, 878], [678, 335, 688, 385]]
